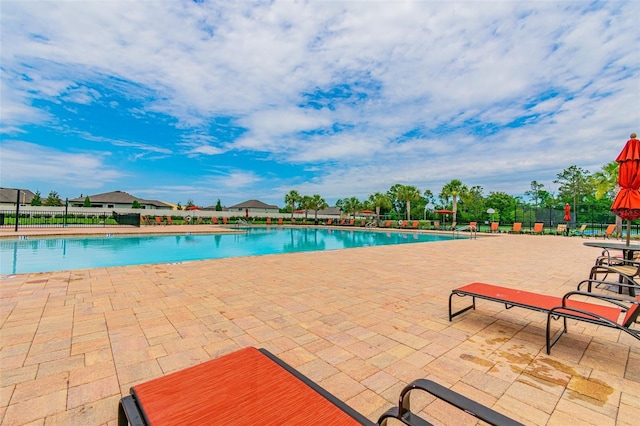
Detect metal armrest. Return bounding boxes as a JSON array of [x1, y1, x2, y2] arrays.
[[378, 379, 523, 426]]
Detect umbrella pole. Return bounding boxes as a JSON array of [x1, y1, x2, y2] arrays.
[[627, 219, 631, 246]]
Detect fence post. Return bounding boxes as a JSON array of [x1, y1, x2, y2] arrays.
[[64, 198, 68, 227], [14, 190, 20, 232]]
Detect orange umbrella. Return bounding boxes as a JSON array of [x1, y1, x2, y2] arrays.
[[610, 133, 640, 245], [563, 203, 571, 222]]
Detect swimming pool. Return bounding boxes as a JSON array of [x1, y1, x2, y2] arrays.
[[1, 227, 460, 274]]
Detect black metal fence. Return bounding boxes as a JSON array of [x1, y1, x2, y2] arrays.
[[0, 210, 139, 229]]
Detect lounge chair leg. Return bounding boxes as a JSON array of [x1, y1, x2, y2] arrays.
[[449, 293, 476, 320]]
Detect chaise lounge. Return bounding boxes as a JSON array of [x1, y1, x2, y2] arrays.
[[449, 281, 640, 354], [118, 347, 522, 426]]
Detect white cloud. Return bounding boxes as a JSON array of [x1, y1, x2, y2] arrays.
[[1, 1, 638, 205]]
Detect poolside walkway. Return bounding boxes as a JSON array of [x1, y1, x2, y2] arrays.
[[1, 227, 639, 425]]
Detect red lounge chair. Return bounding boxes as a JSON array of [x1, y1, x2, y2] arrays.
[[166, 217, 173, 225], [508, 222, 522, 234], [212, 217, 219, 224], [530, 222, 544, 235], [490, 222, 499, 233], [119, 347, 521, 426], [603, 224, 617, 239], [223, 217, 228, 224], [449, 281, 640, 354], [266, 218, 271, 225], [411, 221, 419, 229], [278, 218, 283, 225], [154, 216, 163, 225]]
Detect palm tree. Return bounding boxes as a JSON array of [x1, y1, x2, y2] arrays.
[[309, 194, 328, 223], [342, 197, 362, 220], [440, 179, 467, 224], [396, 185, 421, 220], [368, 192, 392, 223], [284, 190, 301, 221], [300, 195, 312, 221]]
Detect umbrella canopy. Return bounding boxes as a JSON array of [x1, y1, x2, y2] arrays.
[[360, 210, 374, 214], [434, 209, 454, 214], [611, 133, 640, 245], [563, 203, 571, 222], [185, 205, 201, 210]]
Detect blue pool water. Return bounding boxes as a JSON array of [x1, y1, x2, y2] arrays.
[[1, 227, 459, 274]]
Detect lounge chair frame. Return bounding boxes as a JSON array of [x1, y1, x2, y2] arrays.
[[378, 379, 523, 426], [449, 281, 640, 354]]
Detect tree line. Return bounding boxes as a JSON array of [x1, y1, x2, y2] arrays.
[[25, 162, 621, 225], [283, 163, 621, 225]]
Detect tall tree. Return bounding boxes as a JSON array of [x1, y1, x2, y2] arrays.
[[300, 195, 313, 220], [395, 185, 421, 220], [44, 191, 63, 206], [284, 190, 301, 221], [31, 190, 42, 206], [83, 196, 92, 207], [342, 197, 362, 220], [592, 161, 621, 231], [524, 181, 545, 207], [367, 192, 392, 222], [309, 194, 328, 223], [460, 185, 484, 219], [215, 199, 223, 211], [440, 179, 467, 224], [554, 165, 593, 218]]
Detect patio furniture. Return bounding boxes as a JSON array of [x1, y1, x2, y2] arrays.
[[490, 222, 499, 233], [118, 347, 375, 426], [572, 224, 588, 237], [507, 222, 522, 234], [585, 242, 640, 296], [555, 224, 567, 235], [603, 224, 617, 239], [118, 347, 522, 426], [378, 379, 523, 426], [529, 222, 544, 235], [449, 281, 640, 354]]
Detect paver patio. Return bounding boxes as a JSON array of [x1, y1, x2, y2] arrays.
[[1, 226, 639, 425]]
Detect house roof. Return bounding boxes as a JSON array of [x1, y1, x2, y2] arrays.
[[69, 191, 171, 208], [0, 187, 35, 204], [228, 199, 279, 209]]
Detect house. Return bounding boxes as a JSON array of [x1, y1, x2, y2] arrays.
[[68, 191, 172, 210], [0, 188, 35, 206], [226, 199, 280, 214]]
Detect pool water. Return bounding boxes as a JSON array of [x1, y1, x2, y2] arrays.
[[1, 227, 460, 275]]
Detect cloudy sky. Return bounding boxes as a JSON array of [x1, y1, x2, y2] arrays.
[[1, 0, 638, 208]]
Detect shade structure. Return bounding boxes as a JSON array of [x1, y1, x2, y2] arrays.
[[360, 210, 374, 214], [434, 209, 454, 214], [610, 134, 640, 245], [563, 203, 571, 222]]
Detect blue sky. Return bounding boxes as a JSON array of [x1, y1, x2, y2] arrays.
[[1, 0, 638, 208]]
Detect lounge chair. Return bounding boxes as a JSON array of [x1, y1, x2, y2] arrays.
[[212, 217, 219, 225], [167, 217, 174, 225], [266, 218, 272, 225], [603, 224, 616, 239], [449, 281, 640, 354], [154, 216, 163, 225], [490, 222, 499, 233], [433, 220, 440, 230], [411, 221, 419, 229], [382, 220, 392, 228], [400, 220, 408, 228], [508, 223, 522, 234], [326, 218, 332, 225], [555, 224, 567, 235], [589, 252, 640, 296], [469, 221, 477, 231], [530, 222, 544, 235], [278, 218, 283, 225], [572, 224, 588, 237], [223, 217, 229, 224], [119, 347, 522, 426]]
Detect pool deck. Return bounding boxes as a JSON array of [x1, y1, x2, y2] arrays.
[[1, 226, 639, 425]]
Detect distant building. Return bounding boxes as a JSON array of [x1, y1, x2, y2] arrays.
[[226, 199, 280, 214], [68, 191, 172, 210], [0, 187, 35, 206]]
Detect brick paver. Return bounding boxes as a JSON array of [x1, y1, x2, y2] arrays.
[[1, 226, 638, 425]]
